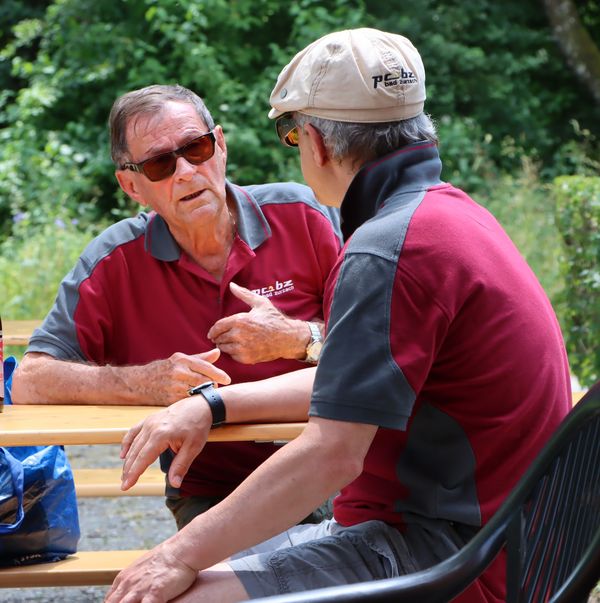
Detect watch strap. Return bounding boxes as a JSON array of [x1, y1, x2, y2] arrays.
[[188, 382, 226, 427], [307, 322, 321, 344], [304, 322, 323, 363]]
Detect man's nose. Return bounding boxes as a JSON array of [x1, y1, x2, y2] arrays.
[[174, 155, 196, 181]]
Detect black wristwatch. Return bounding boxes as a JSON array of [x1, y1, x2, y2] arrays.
[[188, 382, 226, 427]]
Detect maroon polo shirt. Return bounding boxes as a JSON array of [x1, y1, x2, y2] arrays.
[[310, 144, 570, 602], [28, 180, 341, 498]]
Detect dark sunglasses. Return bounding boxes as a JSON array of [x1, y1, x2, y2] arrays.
[[121, 131, 216, 181], [275, 113, 299, 147]]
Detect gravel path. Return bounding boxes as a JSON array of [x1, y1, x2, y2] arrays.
[[3, 444, 177, 602]]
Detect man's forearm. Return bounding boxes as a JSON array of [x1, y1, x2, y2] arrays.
[[168, 418, 375, 572], [219, 366, 316, 422], [119, 366, 318, 491], [12, 353, 160, 405]]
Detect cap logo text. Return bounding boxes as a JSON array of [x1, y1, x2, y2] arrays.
[[372, 69, 417, 89]]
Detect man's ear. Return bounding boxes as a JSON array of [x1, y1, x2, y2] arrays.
[[115, 170, 145, 206], [214, 125, 228, 167], [304, 123, 329, 167]]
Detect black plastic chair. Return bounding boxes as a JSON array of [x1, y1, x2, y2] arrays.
[[253, 382, 600, 603]]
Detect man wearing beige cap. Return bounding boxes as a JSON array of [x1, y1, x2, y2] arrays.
[[107, 28, 571, 603]]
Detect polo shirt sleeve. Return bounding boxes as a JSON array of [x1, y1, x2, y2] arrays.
[[310, 246, 450, 431], [27, 216, 147, 364], [26, 254, 104, 362]]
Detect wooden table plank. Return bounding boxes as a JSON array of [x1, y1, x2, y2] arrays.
[[0, 404, 305, 446], [0, 550, 146, 587], [73, 467, 164, 497], [2, 319, 41, 346]]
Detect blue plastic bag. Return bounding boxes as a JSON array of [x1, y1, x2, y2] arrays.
[[3, 355, 17, 404], [0, 357, 80, 566]]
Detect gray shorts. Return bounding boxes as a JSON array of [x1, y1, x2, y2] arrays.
[[227, 518, 475, 598]]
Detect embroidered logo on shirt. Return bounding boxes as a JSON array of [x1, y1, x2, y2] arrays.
[[252, 279, 294, 298]]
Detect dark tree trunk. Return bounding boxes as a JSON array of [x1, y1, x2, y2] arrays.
[[542, 0, 600, 105]]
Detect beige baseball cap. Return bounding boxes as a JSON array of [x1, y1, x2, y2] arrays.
[[269, 28, 426, 123]]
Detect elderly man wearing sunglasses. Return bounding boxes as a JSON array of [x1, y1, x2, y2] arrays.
[[11, 83, 341, 529]]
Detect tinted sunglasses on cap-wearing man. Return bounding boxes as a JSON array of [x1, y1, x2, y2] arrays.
[[120, 131, 216, 182], [275, 113, 299, 147]]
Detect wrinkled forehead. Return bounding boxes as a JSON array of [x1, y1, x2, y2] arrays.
[[126, 101, 208, 148]]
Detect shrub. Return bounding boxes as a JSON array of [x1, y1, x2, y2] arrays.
[[553, 176, 600, 387], [0, 211, 106, 319]]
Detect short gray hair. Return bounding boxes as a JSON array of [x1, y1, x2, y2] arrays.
[[109, 84, 215, 166], [293, 112, 438, 163]]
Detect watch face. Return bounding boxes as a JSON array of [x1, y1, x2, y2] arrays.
[[306, 340, 323, 362]]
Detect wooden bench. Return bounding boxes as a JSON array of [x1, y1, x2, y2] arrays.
[[65, 386, 584, 496], [2, 319, 41, 346], [73, 466, 164, 497], [0, 550, 146, 587], [0, 406, 306, 590]]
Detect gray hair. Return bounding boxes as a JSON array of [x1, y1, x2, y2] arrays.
[[293, 112, 438, 163], [109, 84, 215, 166]]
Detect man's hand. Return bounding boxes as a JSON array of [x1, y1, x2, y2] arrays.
[[120, 395, 212, 491], [104, 540, 196, 603], [134, 348, 231, 405], [207, 282, 311, 363]]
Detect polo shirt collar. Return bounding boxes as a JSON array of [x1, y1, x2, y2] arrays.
[[228, 181, 272, 250], [340, 141, 443, 240], [145, 180, 271, 261]]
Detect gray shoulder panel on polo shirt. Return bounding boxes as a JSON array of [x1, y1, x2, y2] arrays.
[[27, 214, 150, 361], [310, 190, 426, 430], [146, 212, 181, 261]]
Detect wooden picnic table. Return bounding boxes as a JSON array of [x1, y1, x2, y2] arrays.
[[0, 404, 306, 446], [0, 403, 307, 588], [2, 319, 42, 346]]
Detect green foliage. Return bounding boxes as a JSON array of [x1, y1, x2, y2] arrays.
[[0, 211, 105, 320], [436, 116, 499, 193], [553, 176, 600, 387], [480, 159, 564, 303], [366, 0, 599, 175], [0, 0, 370, 233], [1, 0, 598, 237]]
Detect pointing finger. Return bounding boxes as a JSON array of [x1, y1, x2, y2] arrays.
[[229, 282, 271, 308]]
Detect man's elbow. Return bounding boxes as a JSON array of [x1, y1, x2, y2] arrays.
[[10, 355, 44, 404], [335, 456, 365, 488], [321, 439, 370, 489], [10, 368, 33, 404], [305, 418, 377, 490]]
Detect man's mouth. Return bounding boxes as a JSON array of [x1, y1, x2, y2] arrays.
[[180, 190, 203, 202]]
